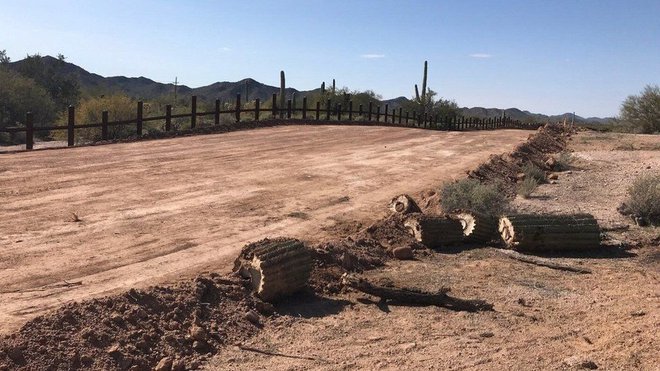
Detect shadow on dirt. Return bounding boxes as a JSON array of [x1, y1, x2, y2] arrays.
[[275, 291, 351, 319]]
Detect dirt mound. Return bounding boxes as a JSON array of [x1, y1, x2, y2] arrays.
[[468, 124, 568, 194], [0, 275, 266, 371], [309, 214, 425, 293]]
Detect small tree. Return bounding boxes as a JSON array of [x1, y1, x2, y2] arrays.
[[0, 50, 9, 65], [619, 84, 660, 133], [0, 68, 57, 144]]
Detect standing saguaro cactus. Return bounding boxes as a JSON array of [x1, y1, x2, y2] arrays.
[[332, 79, 336, 95], [421, 60, 428, 106], [321, 82, 325, 94], [280, 71, 286, 117], [414, 61, 429, 119]]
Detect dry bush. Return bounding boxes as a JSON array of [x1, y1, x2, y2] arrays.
[[517, 178, 539, 199], [555, 151, 574, 171], [440, 178, 509, 217], [624, 173, 660, 225], [522, 162, 546, 183], [54, 94, 136, 143]]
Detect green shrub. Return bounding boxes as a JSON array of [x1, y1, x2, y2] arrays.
[[517, 178, 539, 199], [625, 173, 660, 225], [522, 162, 546, 183], [440, 178, 509, 216]]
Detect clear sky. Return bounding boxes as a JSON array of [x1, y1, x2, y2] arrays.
[[1, 0, 659, 117]]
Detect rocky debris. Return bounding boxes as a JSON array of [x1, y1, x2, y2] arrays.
[[468, 124, 568, 195], [244, 311, 261, 325], [154, 357, 173, 371], [392, 246, 414, 260]]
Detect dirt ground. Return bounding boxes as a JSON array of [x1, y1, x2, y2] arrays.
[[204, 131, 659, 370], [0, 125, 532, 334]]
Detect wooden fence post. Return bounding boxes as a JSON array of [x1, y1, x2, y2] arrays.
[[368, 101, 373, 121], [399, 108, 403, 124], [405, 111, 409, 125], [215, 99, 220, 125], [384, 104, 389, 123], [412, 111, 416, 126], [102, 110, 109, 140], [359, 104, 363, 118], [376, 106, 381, 122], [348, 101, 353, 121], [272, 93, 277, 117], [67, 105, 75, 146], [255, 98, 260, 121], [326, 99, 331, 120], [235, 94, 241, 122], [25, 112, 33, 150], [393, 108, 397, 124], [337, 104, 342, 120], [287, 99, 292, 119], [302, 97, 307, 119], [190, 96, 196, 129], [165, 105, 172, 131]]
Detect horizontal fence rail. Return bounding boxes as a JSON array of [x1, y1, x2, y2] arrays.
[[1, 94, 544, 151]]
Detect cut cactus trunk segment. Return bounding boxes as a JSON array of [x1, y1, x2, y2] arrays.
[[498, 213, 601, 251], [234, 238, 312, 302]]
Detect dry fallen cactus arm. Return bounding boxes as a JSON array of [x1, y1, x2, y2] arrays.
[[341, 274, 493, 312]]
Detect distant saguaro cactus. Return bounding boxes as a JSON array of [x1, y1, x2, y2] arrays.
[[421, 60, 428, 105], [321, 82, 325, 94], [280, 71, 286, 117], [414, 61, 429, 118], [332, 79, 336, 95]]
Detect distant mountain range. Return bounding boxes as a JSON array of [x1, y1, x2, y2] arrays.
[[7, 56, 613, 124]]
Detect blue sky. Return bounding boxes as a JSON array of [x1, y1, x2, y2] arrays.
[[1, 0, 659, 117]]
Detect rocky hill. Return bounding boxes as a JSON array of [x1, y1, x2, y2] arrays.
[[7, 55, 612, 124]]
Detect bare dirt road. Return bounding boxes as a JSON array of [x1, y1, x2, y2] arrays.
[[0, 125, 531, 333]]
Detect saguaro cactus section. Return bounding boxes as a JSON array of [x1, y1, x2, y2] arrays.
[[454, 210, 498, 243], [498, 214, 601, 251], [404, 214, 464, 249], [233, 238, 312, 302], [388, 194, 422, 214]]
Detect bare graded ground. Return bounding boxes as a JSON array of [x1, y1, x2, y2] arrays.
[[205, 131, 659, 371], [0, 125, 532, 334]]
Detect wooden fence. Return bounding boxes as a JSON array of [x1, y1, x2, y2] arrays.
[[0, 94, 543, 151]]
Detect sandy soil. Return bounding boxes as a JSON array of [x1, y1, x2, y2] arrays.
[[204, 131, 659, 371], [0, 125, 531, 334]]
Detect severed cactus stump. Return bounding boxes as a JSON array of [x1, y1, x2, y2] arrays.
[[233, 238, 312, 302], [454, 210, 498, 243], [404, 214, 464, 249], [498, 213, 600, 252], [389, 194, 421, 214]]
